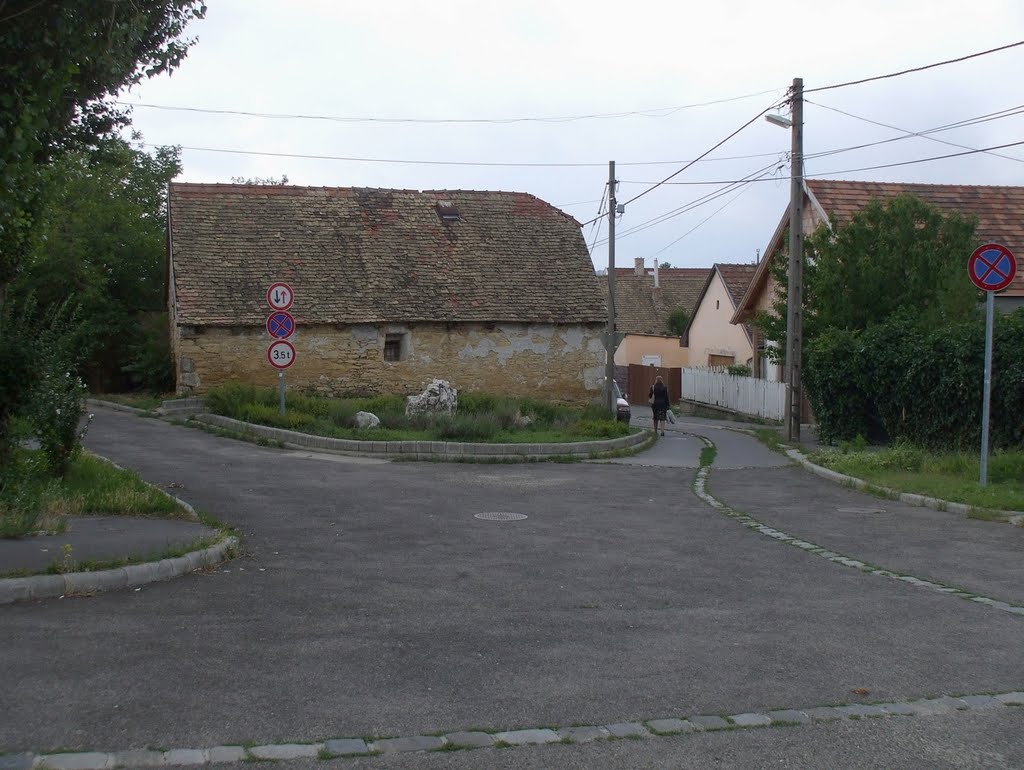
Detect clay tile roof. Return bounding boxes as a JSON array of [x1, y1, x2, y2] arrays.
[[604, 267, 711, 335], [169, 183, 607, 325], [715, 262, 758, 306], [733, 178, 1024, 323], [807, 179, 1024, 297]]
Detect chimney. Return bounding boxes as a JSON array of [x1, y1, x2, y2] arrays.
[[634, 257, 644, 277], [653, 258, 660, 288]]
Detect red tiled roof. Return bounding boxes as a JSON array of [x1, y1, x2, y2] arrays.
[[732, 179, 1024, 323], [807, 180, 1024, 298], [715, 263, 757, 306], [604, 267, 710, 335], [169, 183, 607, 325]]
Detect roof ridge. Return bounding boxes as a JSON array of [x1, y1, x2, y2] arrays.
[[808, 178, 1024, 192]]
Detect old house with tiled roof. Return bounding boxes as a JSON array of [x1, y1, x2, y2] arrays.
[[168, 183, 608, 401], [681, 263, 758, 369], [604, 258, 710, 368], [732, 179, 1024, 381]]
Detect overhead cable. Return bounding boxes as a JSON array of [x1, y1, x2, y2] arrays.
[[805, 40, 1024, 94]]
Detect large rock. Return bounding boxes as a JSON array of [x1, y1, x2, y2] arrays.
[[353, 411, 380, 429], [405, 379, 458, 417]]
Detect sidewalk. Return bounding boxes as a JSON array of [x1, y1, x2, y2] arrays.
[[0, 516, 218, 574]]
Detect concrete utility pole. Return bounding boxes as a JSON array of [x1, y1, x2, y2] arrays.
[[784, 77, 804, 443], [604, 160, 617, 414]]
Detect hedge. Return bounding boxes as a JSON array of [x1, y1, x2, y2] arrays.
[[804, 308, 1024, 449]]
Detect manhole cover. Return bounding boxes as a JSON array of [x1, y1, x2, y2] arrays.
[[474, 512, 528, 521], [838, 506, 887, 514]]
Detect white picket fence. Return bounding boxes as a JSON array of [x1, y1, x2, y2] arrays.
[[681, 367, 786, 421]]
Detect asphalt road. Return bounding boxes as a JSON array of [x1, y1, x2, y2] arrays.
[[2, 409, 1021, 767]]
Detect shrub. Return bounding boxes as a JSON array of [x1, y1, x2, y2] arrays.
[[727, 364, 752, 377], [804, 309, 1024, 450]]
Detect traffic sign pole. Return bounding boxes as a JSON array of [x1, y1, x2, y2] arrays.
[[967, 244, 1016, 487], [266, 282, 297, 415], [980, 291, 994, 486]]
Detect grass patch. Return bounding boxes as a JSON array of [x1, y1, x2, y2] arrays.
[[699, 445, 717, 467], [752, 427, 787, 454], [1, 449, 192, 538], [809, 444, 1024, 512], [204, 384, 636, 444]]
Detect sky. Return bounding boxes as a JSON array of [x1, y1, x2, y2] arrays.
[[118, 0, 1024, 272]]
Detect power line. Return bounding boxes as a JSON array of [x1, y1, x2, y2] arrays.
[[805, 40, 1024, 94], [116, 87, 784, 126], [809, 139, 1024, 177], [143, 142, 795, 169], [580, 97, 787, 227], [650, 183, 756, 258], [593, 159, 785, 246], [806, 100, 1024, 163]]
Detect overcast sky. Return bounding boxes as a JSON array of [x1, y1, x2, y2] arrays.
[[119, 1, 1024, 272]]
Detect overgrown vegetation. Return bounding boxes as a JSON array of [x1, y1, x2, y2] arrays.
[[0, 449, 190, 538], [205, 384, 635, 443], [810, 444, 1024, 513], [0, 1, 205, 531], [804, 309, 1024, 448]]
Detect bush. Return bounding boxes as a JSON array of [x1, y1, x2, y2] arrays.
[[805, 309, 1024, 450], [727, 364, 752, 377]]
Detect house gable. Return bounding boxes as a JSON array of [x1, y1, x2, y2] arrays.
[[732, 179, 1024, 324], [683, 263, 756, 368]]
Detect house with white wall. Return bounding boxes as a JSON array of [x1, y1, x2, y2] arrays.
[[681, 263, 758, 369]]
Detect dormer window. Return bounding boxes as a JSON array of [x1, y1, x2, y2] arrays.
[[436, 200, 461, 222]]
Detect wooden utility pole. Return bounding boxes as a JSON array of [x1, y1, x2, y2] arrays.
[[605, 161, 617, 414], [784, 78, 804, 442]]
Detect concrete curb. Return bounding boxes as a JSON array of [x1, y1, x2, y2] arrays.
[[6, 690, 1023, 768], [84, 398, 152, 417], [784, 447, 1024, 525], [192, 412, 650, 460], [0, 536, 238, 606]]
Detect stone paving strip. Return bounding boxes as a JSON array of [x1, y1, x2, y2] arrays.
[[690, 436, 1024, 618], [5, 692, 1021, 768]]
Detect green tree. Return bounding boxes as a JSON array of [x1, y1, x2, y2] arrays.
[[12, 136, 182, 391], [0, 0, 205, 462], [666, 308, 690, 336], [755, 193, 980, 363]]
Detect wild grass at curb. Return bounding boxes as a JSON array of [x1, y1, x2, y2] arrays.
[[1, 449, 193, 538], [809, 445, 1024, 512]]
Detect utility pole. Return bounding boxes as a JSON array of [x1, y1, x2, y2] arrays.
[[784, 77, 804, 443], [604, 160, 617, 415]]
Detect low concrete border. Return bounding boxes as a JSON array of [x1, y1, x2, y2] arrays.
[[0, 535, 238, 606], [785, 447, 1024, 525], [192, 412, 650, 460], [84, 398, 151, 417], [6, 690, 1022, 768]]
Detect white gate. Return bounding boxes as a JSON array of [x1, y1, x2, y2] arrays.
[[681, 367, 786, 421]]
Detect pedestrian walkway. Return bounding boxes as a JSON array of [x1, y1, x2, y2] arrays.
[[612, 406, 790, 469]]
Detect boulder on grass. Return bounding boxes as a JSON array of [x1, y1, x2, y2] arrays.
[[353, 411, 381, 429], [405, 379, 458, 417]]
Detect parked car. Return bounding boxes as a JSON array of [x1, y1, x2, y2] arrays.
[[613, 381, 631, 424]]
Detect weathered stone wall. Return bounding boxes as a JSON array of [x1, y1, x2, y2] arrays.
[[176, 321, 607, 403]]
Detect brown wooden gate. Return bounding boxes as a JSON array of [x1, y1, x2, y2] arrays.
[[627, 364, 681, 405]]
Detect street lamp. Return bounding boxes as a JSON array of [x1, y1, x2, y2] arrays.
[[767, 78, 803, 443]]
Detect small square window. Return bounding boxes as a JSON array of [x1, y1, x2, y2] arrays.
[[384, 333, 404, 362]]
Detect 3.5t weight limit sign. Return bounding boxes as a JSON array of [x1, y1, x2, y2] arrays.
[[267, 340, 295, 369]]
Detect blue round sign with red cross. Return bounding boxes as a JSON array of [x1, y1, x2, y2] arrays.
[[968, 243, 1017, 292], [266, 311, 295, 339]]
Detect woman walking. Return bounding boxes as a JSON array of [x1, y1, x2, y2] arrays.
[[649, 375, 670, 437]]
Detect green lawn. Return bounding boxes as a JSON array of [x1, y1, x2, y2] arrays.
[[1, 449, 191, 538], [809, 445, 1024, 513], [204, 384, 637, 444]]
